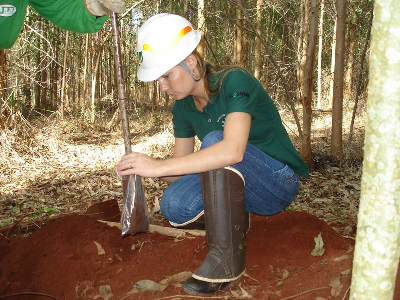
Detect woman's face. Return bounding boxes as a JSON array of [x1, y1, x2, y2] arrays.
[[157, 64, 195, 100]]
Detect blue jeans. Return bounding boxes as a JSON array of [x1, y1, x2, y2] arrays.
[[160, 130, 300, 224]]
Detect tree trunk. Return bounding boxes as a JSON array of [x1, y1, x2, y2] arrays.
[[91, 41, 102, 123], [297, 0, 309, 105], [254, 0, 262, 80], [241, 15, 248, 69], [350, 1, 400, 298], [60, 31, 69, 120], [82, 34, 90, 120], [34, 19, 42, 110], [345, 8, 357, 96], [51, 27, 59, 112], [317, 0, 325, 110], [235, 6, 242, 65], [41, 20, 48, 114], [329, 9, 337, 108], [183, 0, 189, 19], [197, 0, 205, 57], [301, 0, 318, 171], [0, 49, 5, 128], [331, 0, 346, 160]]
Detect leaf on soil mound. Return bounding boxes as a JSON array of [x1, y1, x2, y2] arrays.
[[93, 241, 105, 255], [281, 269, 290, 280], [341, 269, 352, 276], [334, 254, 351, 262], [329, 276, 343, 297], [231, 286, 252, 299], [93, 285, 113, 300], [128, 272, 193, 294], [239, 285, 252, 298], [129, 279, 164, 293], [311, 233, 325, 256]]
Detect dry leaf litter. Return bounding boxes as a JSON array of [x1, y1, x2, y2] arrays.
[[0, 107, 364, 239]]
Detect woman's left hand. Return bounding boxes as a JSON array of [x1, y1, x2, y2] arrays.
[[116, 152, 162, 178]]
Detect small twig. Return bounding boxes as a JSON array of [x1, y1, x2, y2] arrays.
[[0, 282, 9, 294], [281, 286, 330, 300], [0, 292, 62, 300], [342, 286, 351, 300], [292, 266, 306, 276]]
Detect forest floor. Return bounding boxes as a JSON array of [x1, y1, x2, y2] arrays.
[[0, 104, 398, 299]]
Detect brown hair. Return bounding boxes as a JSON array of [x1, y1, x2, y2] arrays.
[[191, 49, 245, 102]]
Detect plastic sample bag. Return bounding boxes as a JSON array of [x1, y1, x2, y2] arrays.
[[121, 174, 149, 236]]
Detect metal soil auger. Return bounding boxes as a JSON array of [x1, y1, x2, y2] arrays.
[[110, 12, 149, 236]]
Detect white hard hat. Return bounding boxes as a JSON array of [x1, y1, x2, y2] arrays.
[[136, 13, 201, 82]]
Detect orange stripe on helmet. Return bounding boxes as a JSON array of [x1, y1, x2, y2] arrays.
[[143, 25, 193, 55]]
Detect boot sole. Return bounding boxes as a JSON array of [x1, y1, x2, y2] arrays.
[[181, 277, 242, 296]]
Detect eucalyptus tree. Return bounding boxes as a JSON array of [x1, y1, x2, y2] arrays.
[[350, 0, 400, 298]]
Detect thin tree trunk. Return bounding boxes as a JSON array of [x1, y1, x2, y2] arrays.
[[241, 15, 248, 69], [329, 10, 337, 108], [82, 34, 89, 120], [301, 0, 318, 171], [197, 0, 205, 57], [0, 49, 6, 128], [183, 0, 189, 19], [34, 19, 42, 110], [345, 8, 357, 96], [91, 42, 102, 123], [51, 27, 59, 112], [60, 31, 69, 120], [235, 6, 242, 65], [298, 0, 309, 106], [350, 1, 400, 298], [254, 0, 262, 80], [331, 0, 346, 160], [317, 0, 325, 110]]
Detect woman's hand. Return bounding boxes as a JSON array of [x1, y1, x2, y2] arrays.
[[116, 152, 163, 178]]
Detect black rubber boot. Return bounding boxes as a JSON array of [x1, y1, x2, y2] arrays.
[[182, 166, 247, 296]]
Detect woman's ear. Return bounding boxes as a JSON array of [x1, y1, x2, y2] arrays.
[[184, 54, 198, 70]]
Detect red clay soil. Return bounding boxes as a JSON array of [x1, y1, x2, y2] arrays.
[[0, 211, 397, 300]]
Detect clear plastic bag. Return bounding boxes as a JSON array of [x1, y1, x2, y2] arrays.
[[121, 174, 149, 236]]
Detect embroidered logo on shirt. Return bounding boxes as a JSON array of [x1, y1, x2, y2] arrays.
[[0, 5, 17, 17], [217, 114, 226, 127], [230, 92, 249, 98]]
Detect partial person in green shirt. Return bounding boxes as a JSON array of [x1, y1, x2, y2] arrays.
[[0, 0, 125, 49], [116, 13, 309, 296]]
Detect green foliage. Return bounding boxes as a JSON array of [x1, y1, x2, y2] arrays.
[[136, 108, 145, 119], [30, 207, 59, 219], [0, 217, 12, 227], [8, 91, 16, 113]]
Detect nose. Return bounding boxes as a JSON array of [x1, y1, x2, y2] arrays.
[[158, 78, 168, 92]]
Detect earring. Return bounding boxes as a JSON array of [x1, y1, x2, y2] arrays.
[[191, 71, 202, 82]]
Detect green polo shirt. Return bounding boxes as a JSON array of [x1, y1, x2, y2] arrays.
[[172, 67, 309, 178], [0, 0, 107, 49]]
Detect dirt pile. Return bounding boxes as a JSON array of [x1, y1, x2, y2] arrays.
[[0, 211, 357, 299]]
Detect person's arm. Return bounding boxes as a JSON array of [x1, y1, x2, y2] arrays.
[[159, 136, 195, 183], [29, 0, 124, 34], [116, 112, 251, 178], [0, 1, 28, 49]]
